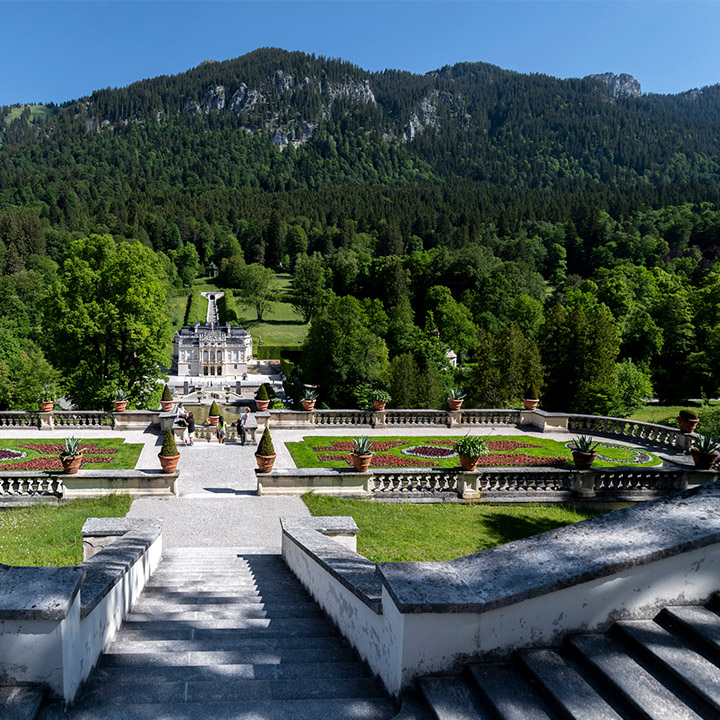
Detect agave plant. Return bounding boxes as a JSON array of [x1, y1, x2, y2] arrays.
[[449, 388, 466, 401], [352, 437, 374, 456], [113, 388, 127, 401], [61, 437, 82, 458], [693, 435, 720, 454], [302, 388, 319, 401], [571, 436, 599, 453]]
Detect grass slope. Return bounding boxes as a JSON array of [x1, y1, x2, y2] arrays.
[[303, 495, 605, 562], [0, 495, 133, 566]]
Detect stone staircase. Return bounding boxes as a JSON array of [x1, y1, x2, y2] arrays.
[[39, 548, 399, 719], [418, 592, 720, 719]]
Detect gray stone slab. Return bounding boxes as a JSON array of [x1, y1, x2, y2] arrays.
[[660, 605, 720, 655], [281, 515, 359, 536], [468, 663, 553, 720], [53, 697, 398, 720], [0, 565, 84, 620], [127, 604, 323, 620], [81, 516, 161, 537], [568, 633, 701, 719], [105, 635, 349, 654], [419, 677, 492, 719], [519, 648, 623, 720], [0, 685, 46, 720], [380, 481, 720, 613], [615, 620, 720, 712]]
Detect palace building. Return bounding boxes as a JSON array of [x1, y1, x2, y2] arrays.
[[172, 323, 253, 378]]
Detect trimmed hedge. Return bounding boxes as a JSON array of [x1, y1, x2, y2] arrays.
[[254, 344, 300, 360], [218, 290, 240, 324], [184, 291, 206, 325]]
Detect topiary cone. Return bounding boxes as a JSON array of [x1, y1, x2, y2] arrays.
[[158, 428, 180, 473], [255, 427, 276, 472]]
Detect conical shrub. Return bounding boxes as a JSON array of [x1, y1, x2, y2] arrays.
[[160, 429, 179, 457], [209, 400, 220, 416], [161, 384, 173, 401], [257, 427, 275, 456]]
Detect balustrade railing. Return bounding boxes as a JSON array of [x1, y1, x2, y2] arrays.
[[475, 470, 573, 494], [567, 414, 681, 447], [371, 470, 459, 493], [314, 410, 373, 426], [0, 411, 39, 428], [460, 409, 521, 426], [592, 469, 686, 495], [52, 411, 114, 428], [0, 473, 64, 498], [383, 410, 449, 426]]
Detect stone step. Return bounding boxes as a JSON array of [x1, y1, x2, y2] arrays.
[[89, 660, 371, 684], [467, 663, 553, 720], [106, 635, 350, 655], [115, 617, 338, 641], [54, 697, 398, 720], [132, 593, 270, 606], [0, 686, 46, 720], [137, 588, 310, 603], [126, 604, 324, 620], [143, 578, 302, 590], [98, 645, 360, 668], [74, 676, 388, 706], [614, 620, 720, 714], [567, 633, 702, 720], [418, 676, 493, 719], [658, 606, 720, 660], [518, 648, 623, 719]]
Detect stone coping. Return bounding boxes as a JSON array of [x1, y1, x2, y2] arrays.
[[79, 518, 162, 617], [0, 566, 85, 620], [377, 480, 720, 614], [281, 517, 382, 614]]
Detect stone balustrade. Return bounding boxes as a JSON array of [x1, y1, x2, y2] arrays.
[[0, 409, 160, 432], [281, 481, 720, 695], [258, 465, 709, 501], [0, 473, 64, 506]]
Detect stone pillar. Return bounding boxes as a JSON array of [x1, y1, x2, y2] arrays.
[[38, 412, 54, 431], [372, 410, 387, 428], [184, 380, 189, 395], [447, 410, 461, 427], [675, 433, 694, 452], [570, 471, 596, 498], [236, 380, 243, 394], [457, 472, 480, 499]]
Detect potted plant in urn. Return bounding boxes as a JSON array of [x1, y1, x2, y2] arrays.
[[160, 384, 174, 412], [158, 429, 180, 474], [691, 435, 720, 470], [208, 400, 221, 427], [301, 388, 318, 411], [455, 435, 488, 471], [60, 437, 84, 474], [255, 427, 277, 473], [255, 384, 271, 412], [677, 408, 700, 434], [448, 389, 465, 411], [523, 385, 540, 411], [112, 389, 128, 412], [39, 384, 55, 413], [371, 389, 391, 411], [570, 435, 599, 469], [350, 437, 374, 472]]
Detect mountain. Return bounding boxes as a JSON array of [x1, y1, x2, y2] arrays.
[[1, 47, 720, 243]]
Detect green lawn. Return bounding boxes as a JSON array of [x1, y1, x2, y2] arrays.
[[286, 435, 661, 470], [303, 494, 606, 562], [0, 495, 132, 566], [629, 402, 720, 427], [0, 438, 143, 471]]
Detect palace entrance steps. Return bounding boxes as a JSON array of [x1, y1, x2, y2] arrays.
[[418, 591, 720, 719], [40, 547, 399, 719]]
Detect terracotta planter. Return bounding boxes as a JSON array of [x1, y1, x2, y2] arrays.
[[572, 450, 597, 469], [256, 399, 270, 412], [113, 400, 128, 413], [255, 453, 277, 473], [458, 453, 480, 471], [160, 400, 174, 412], [691, 448, 719, 470], [301, 399, 316, 412], [523, 399, 539, 411], [448, 398, 463, 411], [158, 453, 180, 474], [677, 416, 699, 434], [61, 452, 84, 475], [373, 400, 387, 411], [207, 415, 219, 427], [351, 453, 373, 472], [39, 401, 54, 413]]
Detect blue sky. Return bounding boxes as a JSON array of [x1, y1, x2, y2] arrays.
[[1, 1, 719, 106]]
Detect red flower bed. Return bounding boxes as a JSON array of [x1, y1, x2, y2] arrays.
[[18, 443, 118, 455], [403, 445, 457, 458], [0, 455, 114, 471], [425, 439, 541, 451], [313, 441, 405, 452], [317, 454, 437, 468], [475, 454, 567, 467], [0, 449, 26, 461]]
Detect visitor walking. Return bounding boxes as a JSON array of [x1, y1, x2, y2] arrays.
[[236, 407, 251, 445], [216, 415, 227, 444]]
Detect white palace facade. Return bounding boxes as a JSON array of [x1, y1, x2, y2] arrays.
[[173, 323, 254, 378]]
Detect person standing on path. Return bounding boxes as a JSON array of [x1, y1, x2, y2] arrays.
[[183, 412, 196, 446], [236, 407, 251, 445], [217, 415, 227, 444]]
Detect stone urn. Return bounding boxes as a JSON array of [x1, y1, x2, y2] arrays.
[[448, 398, 463, 411], [160, 400, 174, 413], [373, 400, 387, 411], [255, 399, 270, 412], [677, 416, 699, 434], [572, 450, 597, 470], [61, 452, 84, 475], [113, 400, 128, 413], [207, 415, 219, 427], [351, 453, 373, 472], [255, 453, 277, 473], [523, 398, 539, 411], [39, 401, 54, 413], [691, 448, 719, 470], [158, 453, 180, 474], [458, 454, 480, 471], [301, 399, 316, 411]]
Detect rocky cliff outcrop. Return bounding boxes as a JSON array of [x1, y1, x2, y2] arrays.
[[589, 72, 642, 98]]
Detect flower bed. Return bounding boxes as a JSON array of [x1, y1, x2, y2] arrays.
[[317, 453, 438, 468], [0, 449, 26, 461], [18, 443, 118, 455], [0, 455, 114, 471], [313, 441, 406, 452]]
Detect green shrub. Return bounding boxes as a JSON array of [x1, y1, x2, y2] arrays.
[[455, 435, 488, 458], [255, 344, 298, 360], [524, 385, 540, 400], [209, 400, 220, 416], [256, 385, 269, 401], [698, 406, 720, 439], [160, 429, 178, 457], [257, 428, 275, 456], [280, 358, 295, 378], [371, 389, 391, 403], [161, 384, 173, 402]]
